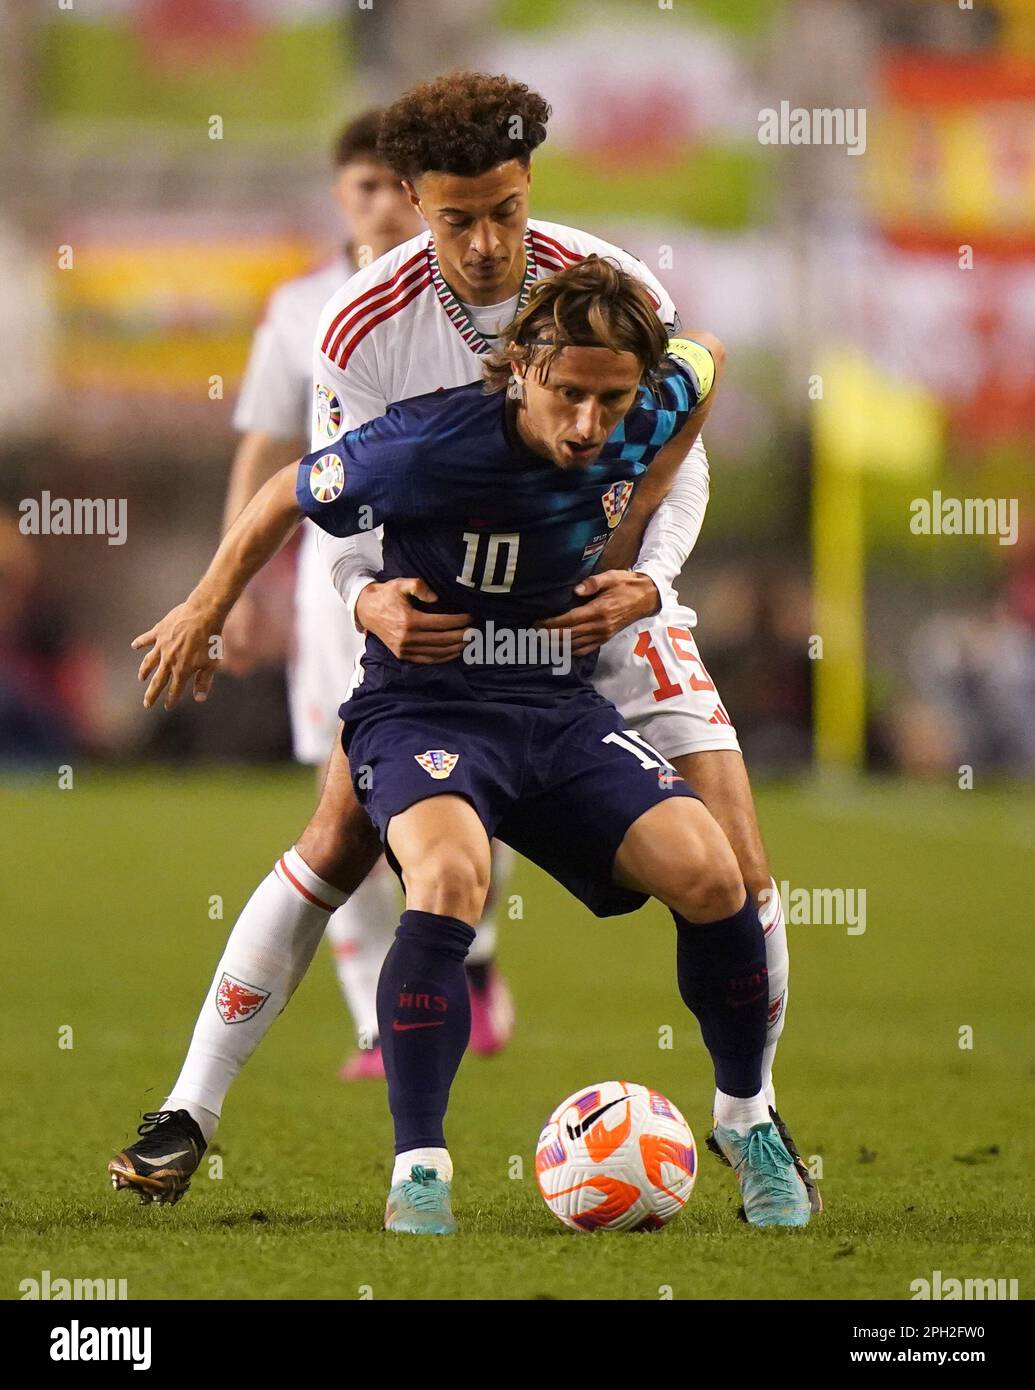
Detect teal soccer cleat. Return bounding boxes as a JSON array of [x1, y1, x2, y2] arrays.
[[708, 1121, 812, 1227], [384, 1165, 456, 1235]]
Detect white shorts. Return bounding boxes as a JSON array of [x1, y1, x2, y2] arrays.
[[288, 525, 366, 765], [593, 598, 741, 761]]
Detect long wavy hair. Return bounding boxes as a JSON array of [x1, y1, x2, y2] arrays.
[[483, 255, 668, 394]]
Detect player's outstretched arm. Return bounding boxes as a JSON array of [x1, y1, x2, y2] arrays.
[[220, 431, 302, 674], [132, 464, 302, 710]]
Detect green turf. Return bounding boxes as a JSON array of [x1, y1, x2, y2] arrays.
[[2, 771, 1033, 1300]]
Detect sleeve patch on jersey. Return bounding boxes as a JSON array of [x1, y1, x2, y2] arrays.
[[309, 453, 345, 503], [667, 338, 715, 401], [314, 385, 343, 440]]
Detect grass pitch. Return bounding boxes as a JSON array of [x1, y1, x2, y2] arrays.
[[2, 770, 1033, 1301]]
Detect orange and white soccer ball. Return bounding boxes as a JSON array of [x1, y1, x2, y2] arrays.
[[535, 1081, 697, 1232]]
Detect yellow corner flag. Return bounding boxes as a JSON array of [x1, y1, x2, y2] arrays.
[[811, 349, 943, 771]]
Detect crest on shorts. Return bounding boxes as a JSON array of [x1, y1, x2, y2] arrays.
[[314, 384, 343, 440], [415, 749, 459, 780], [309, 453, 344, 503], [601, 480, 634, 530], [215, 972, 270, 1025]]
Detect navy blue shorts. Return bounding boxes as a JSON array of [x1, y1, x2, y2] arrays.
[[341, 685, 698, 917]]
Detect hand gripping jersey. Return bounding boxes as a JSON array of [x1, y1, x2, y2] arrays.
[[296, 355, 702, 702]]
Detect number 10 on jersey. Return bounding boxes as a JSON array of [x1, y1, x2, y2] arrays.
[[456, 531, 520, 594]]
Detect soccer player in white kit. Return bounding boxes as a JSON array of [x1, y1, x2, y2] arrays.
[[110, 73, 815, 1217], [223, 111, 515, 1082]]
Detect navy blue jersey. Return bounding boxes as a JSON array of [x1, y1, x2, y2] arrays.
[[296, 349, 704, 699]]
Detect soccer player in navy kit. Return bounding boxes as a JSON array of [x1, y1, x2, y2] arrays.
[[129, 259, 812, 1231]]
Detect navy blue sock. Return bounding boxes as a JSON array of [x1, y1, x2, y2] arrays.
[[674, 897, 768, 1098], [376, 909, 475, 1154]]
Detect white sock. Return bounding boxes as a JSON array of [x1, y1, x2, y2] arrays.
[[758, 875, 789, 1109], [713, 1088, 770, 1133], [163, 847, 347, 1138], [392, 1147, 453, 1185], [167, 1101, 220, 1145], [325, 858, 400, 1047], [466, 920, 497, 967]]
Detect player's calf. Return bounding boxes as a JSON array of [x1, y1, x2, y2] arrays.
[[671, 899, 812, 1225], [614, 799, 804, 1223], [673, 749, 772, 906], [376, 909, 475, 1225], [369, 799, 493, 1224]]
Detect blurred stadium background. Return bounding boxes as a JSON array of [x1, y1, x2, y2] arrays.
[[3, 0, 1035, 1306], [1, 0, 1033, 777]]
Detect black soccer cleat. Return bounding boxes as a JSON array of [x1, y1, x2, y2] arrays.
[[108, 1109, 207, 1206], [706, 1105, 822, 1217]]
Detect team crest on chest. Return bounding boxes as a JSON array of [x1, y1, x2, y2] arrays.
[[415, 749, 459, 780], [314, 384, 343, 439], [309, 453, 344, 503], [601, 480, 634, 530]]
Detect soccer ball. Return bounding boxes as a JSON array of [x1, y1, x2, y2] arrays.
[[535, 1080, 697, 1232]]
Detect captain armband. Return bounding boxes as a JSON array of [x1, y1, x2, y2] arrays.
[[666, 338, 716, 402]]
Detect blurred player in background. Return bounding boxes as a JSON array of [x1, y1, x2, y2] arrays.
[[222, 110, 513, 1080]]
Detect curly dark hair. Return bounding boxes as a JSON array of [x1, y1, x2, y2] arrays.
[[483, 256, 669, 393], [378, 71, 550, 181]]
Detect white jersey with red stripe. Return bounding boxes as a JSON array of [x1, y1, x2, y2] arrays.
[[309, 220, 678, 615], [301, 219, 737, 765], [312, 221, 676, 435]]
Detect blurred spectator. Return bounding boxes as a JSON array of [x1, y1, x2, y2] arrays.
[[0, 509, 103, 763], [134, 540, 297, 765], [898, 598, 1035, 776], [689, 566, 813, 768]]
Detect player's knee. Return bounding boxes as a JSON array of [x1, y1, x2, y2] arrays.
[[678, 834, 746, 923], [403, 844, 490, 923], [685, 873, 746, 923]]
